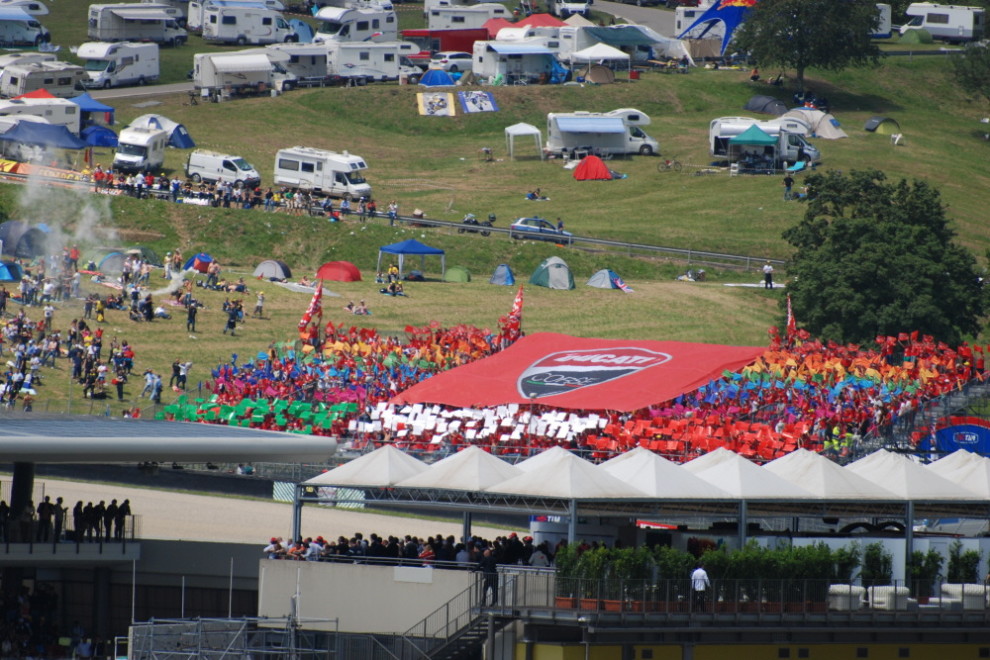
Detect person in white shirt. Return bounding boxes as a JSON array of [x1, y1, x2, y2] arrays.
[[691, 563, 711, 611]]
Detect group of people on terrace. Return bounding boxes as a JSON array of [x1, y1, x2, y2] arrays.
[[0, 495, 132, 544]]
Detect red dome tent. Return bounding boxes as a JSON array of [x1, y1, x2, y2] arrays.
[[573, 155, 613, 181], [316, 261, 362, 282]]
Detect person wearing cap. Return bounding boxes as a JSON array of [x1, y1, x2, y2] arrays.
[[253, 291, 265, 318], [263, 537, 285, 559]]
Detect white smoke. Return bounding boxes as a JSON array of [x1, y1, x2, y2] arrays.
[[15, 173, 119, 259]]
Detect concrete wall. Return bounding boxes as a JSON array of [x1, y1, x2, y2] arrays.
[[257, 559, 475, 633]]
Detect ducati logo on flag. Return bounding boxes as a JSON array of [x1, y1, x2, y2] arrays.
[[517, 348, 672, 399]]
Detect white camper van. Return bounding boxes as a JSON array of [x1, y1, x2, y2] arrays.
[[546, 108, 660, 157], [273, 146, 371, 199], [185, 149, 261, 187], [113, 126, 168, 172], [201, 5, 296, 44], [87, 3, 188, 46], [312, 6, 397, 43], [708, 116, 820, 165], [187, 0, 284, 31], [427, 3, 507, 30], [0, 7, 50, 46], [325, 40, 420, 82], [78, 42, 159, 88], [0, 97, 80, 133], [900, 3, 985, 41], [0, 61, 87, 98], [0, 0, 49, 16]]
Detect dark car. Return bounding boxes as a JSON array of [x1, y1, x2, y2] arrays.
[[508, 217, 573, 243]]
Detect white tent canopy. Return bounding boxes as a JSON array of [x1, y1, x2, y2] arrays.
[[600, 447, 732, 499], [505, 122, 543, 160], [569, 42, 630, 68], [764, 449, 898, 500], [303, 445, 426, 487], [396, 445, 521, 491], [683, 448, 816, 499], [487, 448, 643, 499], [845, 450, 974, 500]]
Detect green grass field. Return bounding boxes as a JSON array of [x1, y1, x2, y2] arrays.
[[3, 5, 989, 413]]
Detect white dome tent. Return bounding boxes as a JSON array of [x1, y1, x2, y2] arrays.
[[504, 122, 544, 160]]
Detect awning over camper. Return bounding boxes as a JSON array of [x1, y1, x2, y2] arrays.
[[110, 7, 173, 20], [486, 43, 554, 55], [555, 116, 626, 134], [211, 54, 273, 73]]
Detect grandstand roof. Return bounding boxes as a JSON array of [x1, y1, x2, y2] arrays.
[[0, 415, 337, 462]]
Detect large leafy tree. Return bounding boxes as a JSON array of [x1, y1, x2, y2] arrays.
[[950, 44, 990, 104], [783, 170, 986, 344], [733, 0, 882, 92]]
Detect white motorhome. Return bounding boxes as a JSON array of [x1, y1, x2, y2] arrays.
[[193, 49, 297, 96], [142, 0, 191, 19], [325, 40, 420, 82], [78, 42, 159, 88], [873, 3, 892, 38], [187, 0, 285, 30], [708, 116, 820, 165], [0, 97, 80, 133], [312, 5, 397, 43], [472, 39, 559, 83], [900, 3, 985, 41], [273, 146, 371, 199], [87, 3, 188, 46], [546, 108, 660, 157], [201, 5, 296, 44], [427, 3, 506, 30], [0, 7, 49, 46], [0, 0, 49, 16], [113, 126, 168, 172], [185, 149, 261, 187], [265, 43, 331, 86], [0, 61, 87, 98], [0, 51, 55, 69]]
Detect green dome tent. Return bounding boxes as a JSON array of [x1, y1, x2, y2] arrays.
[[864, 116, 901, 135], [443, 266, 471, 283], [529, 256, 574, 290]]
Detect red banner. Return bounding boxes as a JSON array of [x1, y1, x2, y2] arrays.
[[391, 333, 763, 411]]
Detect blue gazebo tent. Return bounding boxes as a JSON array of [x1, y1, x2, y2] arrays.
[[376, 239, 445, 277], [68, 92, 116, 125], [0, 121, 86, 150]]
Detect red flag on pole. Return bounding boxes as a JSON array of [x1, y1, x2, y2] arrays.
[[298, 280, 324, 342], [785, 294, 797, 344], [499, 285, 524, 347]]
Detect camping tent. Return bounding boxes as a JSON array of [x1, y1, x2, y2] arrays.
[[0, 261, 24, 282], [569, 43, 629, 77], [419, 69, 456, 87], [505, 122, 543, 160], [728, 124, 777, 162], [587, 268, 632, 292], [864, 116, 900, 134], [443, 266, 471, 283], [129, 114, 195, 148], [489, 263, 515, 286], [184, 252, 214, 273], [126, 246, 162, 267], [780, 108, 848, 139], [577, 64, 615, 84], [80, 124, 118, 147], [288, 18, 314, 42], [573, 155, 613, 181], [0, 120, 86, 150], [377, 239, 445, 277], [744, 95, 787, 116], [530, 256, 574, 290], [0, 221, 48, 258], [68, 92, 115, 125], [316, 261, 361, 282], [253, 259, 292, 280], [98, 251, 126, 274]]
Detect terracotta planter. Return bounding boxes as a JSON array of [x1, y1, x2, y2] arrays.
[[784, 602, 805, 613], [555, 596, 577, 609], [579, 598, 601, 611], [716, 601, 738, 613], [602, 599, 622, 612], [807, 601, 827, 612], [762, 602, 782, 613]]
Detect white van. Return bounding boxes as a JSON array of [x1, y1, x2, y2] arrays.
[[185, 149, 261, 188], [273, 146, 371, 199], [0, 7, 50, 46], [78, 42, 159, 88], [113, 126, 168, 172], [312, 6, 397, 43]]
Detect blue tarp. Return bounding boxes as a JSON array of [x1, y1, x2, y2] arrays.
[[0, 121, 86, 149], [419, 69, 456, 87], [555, 116, 626, 134], [81, 124, 118, 147], [677, 0, 758, 55]]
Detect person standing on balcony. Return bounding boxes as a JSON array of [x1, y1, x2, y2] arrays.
[[691, 562, 710, 611], [477, 548, 499, 606]]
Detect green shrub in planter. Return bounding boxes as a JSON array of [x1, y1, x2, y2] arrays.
[[947, 540, 982, 584], [861, 542, 894, 588]]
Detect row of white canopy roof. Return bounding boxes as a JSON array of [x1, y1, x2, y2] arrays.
[[303, 446, 990, 503]]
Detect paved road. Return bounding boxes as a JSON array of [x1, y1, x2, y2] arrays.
[[595, 0, 677, 37], [90, 81, 193, 102]]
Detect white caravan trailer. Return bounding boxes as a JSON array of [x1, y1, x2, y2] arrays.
[[87, 3, 188, 46], [78, 42, 159, 88], [273, 146, 371, 199], [312, 5, 397, 43], [325, 40, 420, 81], [546, 108, 660, 156], [0, 0, 49, 16], [265, 43, 331, 86], [0, 61, 87, 98], [472, 39, 557, 82], [0, 51, 55, 69], [201, 5, 296, 44], [0, 97, 80, 133], [113, 126, 168, 172], [900, 3, 985, 41], [0, 7, 49, 45], [427, 3, 506, 30], [187, 0, 284, 30], [193, 50, 298, 96]]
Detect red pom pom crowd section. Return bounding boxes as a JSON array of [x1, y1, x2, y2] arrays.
[[160, 313, 986, 464]]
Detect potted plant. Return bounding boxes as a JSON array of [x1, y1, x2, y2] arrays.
[[553, 543, 579, 609], [908, 549, 944, 603], [947, 540, 982, 584], [576, 546, 609, 610], [610, 546, 655, 612]]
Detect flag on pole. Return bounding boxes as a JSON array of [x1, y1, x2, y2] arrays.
[[298, 280, 324, 342], [499, 285, 524, 347], [786, 294, 797, 344]]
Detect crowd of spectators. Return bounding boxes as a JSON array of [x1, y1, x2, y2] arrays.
[[0, 495, 133, 544]]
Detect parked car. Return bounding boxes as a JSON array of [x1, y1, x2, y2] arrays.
[[429, 50, 472, 72], [509, 217, 573, 243]]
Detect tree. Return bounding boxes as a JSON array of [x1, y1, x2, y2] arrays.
[[950, 44, 990, 104], [732, 0, 882, 92], [783, 169, 986, 344]]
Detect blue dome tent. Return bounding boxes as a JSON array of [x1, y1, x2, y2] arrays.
[[0, 221, 49, 258], [489, 263, 516, 286], [419, 69, 456, 87], [184, 252, 214, 273], [129, 114, 195, 149], [0, 261, 24, 282]]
